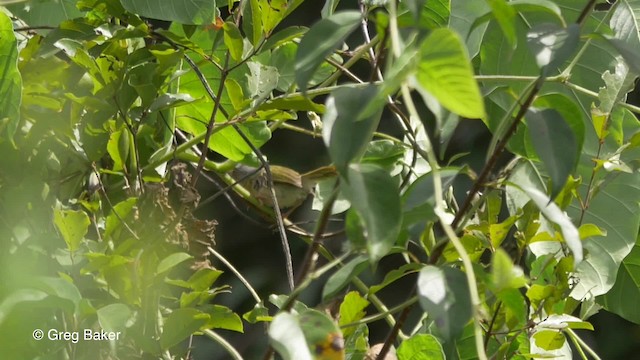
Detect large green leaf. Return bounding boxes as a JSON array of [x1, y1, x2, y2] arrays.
[[295, 11, 361, 92], [322, 84, 382, 173], [600, 238, 640, 323], [415, 28, 486, 119], [449, 0, 490, 58], [0, 12, 22, 142], [525, 108, 578, 199], [120, 0, 217, 25], [397, 334, 445, 360], [526, 23, 580, 76], [53, 208, 90, 253], [341, 164, 402, 264], [7, 0, 83, 27], [160, 308, 209, 350], [417, 265, 472, 341], [569, 167, 640, 299]]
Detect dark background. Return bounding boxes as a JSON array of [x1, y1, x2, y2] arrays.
[[191, 1, 640, 359]]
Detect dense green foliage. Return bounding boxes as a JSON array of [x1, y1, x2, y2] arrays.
[[1, 0, 640, 359]]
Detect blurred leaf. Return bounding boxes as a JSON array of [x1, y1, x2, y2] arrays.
[[511, 184, 582, 266], [600, 238, 640, 323], [149, 93, 198, 112], [186, 268, 223, 291], [525, 108, 578, 200], [299, 309, 344, 359], [415, 28, 486, 119], [397, 334, 445, 360], [0, 12, 22, 142], [97, 304, 132, 332], [269, 312, 314, 360], [295, 11, 361, 92], [402, 168, 459, 225], [322, 84, 382, 173], [342, 164, 401, 264], [156, 253, 193, 275], [322, 256, 368, 301], [487, 0, 517, 47], [526, 23, 580, 76], [417, 265, 472, 341], [160, 308, 209, 350], [369, 263, 421, 295], [491, 249, 527, 292], [53, 208, 90, 252], [7, 0, 83, 27], [120, 0, 217, 25]]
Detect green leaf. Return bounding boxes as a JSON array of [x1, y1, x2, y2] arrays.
[[532, 330, 565, 351], [105, 198, 137, 240], [397, 334, 445, 360], [491, 249, 527, 291], [269, 312, 313, 360], [53, 208, 90, 252], [7, 0, 83, 27], [33, 276, 82, 307], [486, 0, 517, 47], [97, 304, 132, 332], [261, 26, 308, 53], [295, 11, 361, 92], [402, 168, 459, 225], [415, 28, 486, 119], [511, 184, 582, 266], [260, 0, 288, 35], [526, 23, 580, 76], [569, 167, 640, 299], [417, 265, 472, 341], [342, 164, 402, 264], [0, 289, 48, 325], [605, 0, 640, 73], [525, 108, 578, 200], [405, 0, 427, 21], [0, 12, 22, 142], [298, 309, 343, 358], [223, 22, 244, 62], [204, 305, 243, 332], [120, 0, 217, 25], [449, 0, 490, 58], [322, 255, 368, 301], [599, 237, 640, 323], [247, 62, 279, 106], [160, 308, 209, 350], [186, 268, 223, 291], [338, 291, 369, 337], [149, 93, 198, 112], [156, 253, 193, 275], [369, 263, 422, 295], [322, 84, 382, 172]]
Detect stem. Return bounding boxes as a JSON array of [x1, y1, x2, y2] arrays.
[[208, 246, 261, 304], [203, 330, 244, 360], [566, 328, 602, 360]]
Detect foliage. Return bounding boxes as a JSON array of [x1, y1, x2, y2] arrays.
[[1, 0, 640, 359]]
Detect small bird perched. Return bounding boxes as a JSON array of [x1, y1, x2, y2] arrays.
[[231, 164, 337, 211]]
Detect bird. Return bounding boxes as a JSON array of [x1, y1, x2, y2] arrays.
[[231, 164, 337, 212]]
